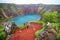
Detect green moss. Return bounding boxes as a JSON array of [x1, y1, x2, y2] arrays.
[[35, 21, 46, 37], [56, 34, 60, 40], [42, 11, 58, 23], [29, 21, 45, 25], [0, 26, 4, 28], [0, 26, 4, 33], [35, 26, 45, 38], [56, 23, 60, 29], [0, 32, 6, 40], [0, 26, 6, 40], [18, 25, 25, 29], [0, 18, 4, 22]]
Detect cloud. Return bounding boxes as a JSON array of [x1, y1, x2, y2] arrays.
[[0, 0, 60, 4]]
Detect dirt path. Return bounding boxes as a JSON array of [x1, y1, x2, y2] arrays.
[[10, 22, 42, 40]]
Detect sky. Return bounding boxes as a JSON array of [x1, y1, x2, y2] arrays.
[[0, 0, 60, 4]]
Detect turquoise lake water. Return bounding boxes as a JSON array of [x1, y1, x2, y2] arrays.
[[11, 14, 41, 26]]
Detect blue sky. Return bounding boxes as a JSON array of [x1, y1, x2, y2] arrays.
[[0, 0, 60, 4]]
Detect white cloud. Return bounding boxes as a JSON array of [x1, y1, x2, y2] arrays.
[[13, 0, 54, 4], [0, 0, 60, 4]]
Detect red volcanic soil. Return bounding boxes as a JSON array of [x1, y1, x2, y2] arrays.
[[10, 22, 42, 40]]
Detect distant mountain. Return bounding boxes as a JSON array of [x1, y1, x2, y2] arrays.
[[0, 3, 60, 19], [0, 3, 60, 12]]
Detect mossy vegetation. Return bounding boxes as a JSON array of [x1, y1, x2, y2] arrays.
[[35, 21, 46, 40], [0, 18, 4, 22], [0, 26, 6, 40], [42, 11, 58, 23], [0, 32, 6, 40], [18, 25, 25, 29]]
